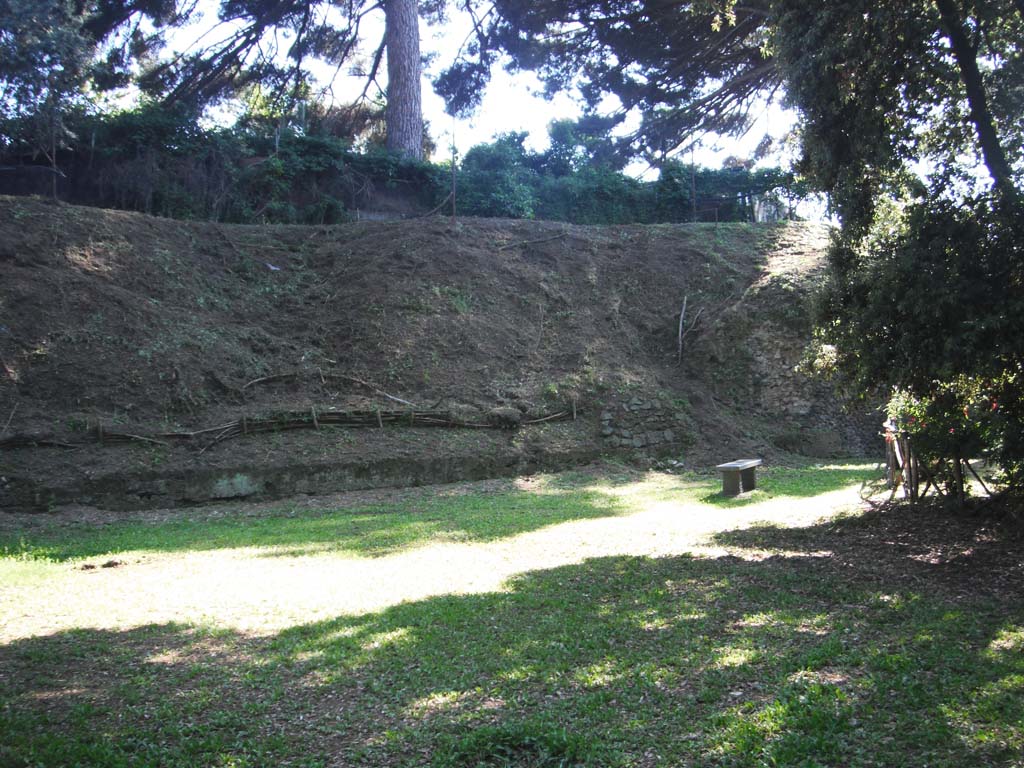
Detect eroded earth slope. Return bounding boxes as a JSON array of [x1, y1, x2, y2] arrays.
[[0, 197, 872, 509]]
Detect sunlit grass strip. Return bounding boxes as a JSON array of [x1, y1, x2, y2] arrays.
[[0, 462, 880, 564]]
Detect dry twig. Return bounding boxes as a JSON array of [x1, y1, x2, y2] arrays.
[[242, 372, 300, 390], [1, 402, 17, 437], [497, 233, 567, 251]]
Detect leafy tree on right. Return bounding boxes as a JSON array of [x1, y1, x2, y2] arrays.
[[776, 0, 1024, 500], [444, 0, 1023, 498]]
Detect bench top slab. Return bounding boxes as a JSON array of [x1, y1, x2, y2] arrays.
[[716, 459, 763, 471]]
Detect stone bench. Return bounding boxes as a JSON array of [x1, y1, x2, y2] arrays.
[[716, 458, 763, 496]]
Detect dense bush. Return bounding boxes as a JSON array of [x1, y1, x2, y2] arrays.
[[0, 106, 804, 225], [822, 193, 1024, 496]]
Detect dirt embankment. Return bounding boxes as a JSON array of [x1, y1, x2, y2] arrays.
[[0, 196, 873, 510]]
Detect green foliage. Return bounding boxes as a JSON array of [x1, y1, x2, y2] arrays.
[[13, 102, 446, 223], [0, 103, 802, 224], [459, 133, 540, 219], [821, 192, 1024, 488], [543, 115, 626, 174], [0, 0, 180, 155], [823, 195, 1024, 393], [454, 129, 798, 224], [772, 0, 1022, 230], [438, 1, 778, 156], [535, 167, 653, 224], [887, 374, 1024, 491], [0, 0, 89, 118], [770, 0, 1024, 492], [0, 0, 424, 162], [435, 723, 593, 767]]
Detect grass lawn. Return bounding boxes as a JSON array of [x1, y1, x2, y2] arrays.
[[1, 461, 1021, 767]]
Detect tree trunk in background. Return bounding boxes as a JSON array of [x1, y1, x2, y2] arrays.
[[934, 0, 1016, 199], [384, 0, 423, 160]]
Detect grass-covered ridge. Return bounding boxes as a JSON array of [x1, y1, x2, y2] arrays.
[[2, 462, 1021, 767]]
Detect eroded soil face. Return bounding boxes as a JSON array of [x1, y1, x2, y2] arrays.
[[0, 197, 871, 509]]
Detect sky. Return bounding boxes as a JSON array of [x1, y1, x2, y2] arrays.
[[319, 9, 797, 174], [170, 2, 797, 175]]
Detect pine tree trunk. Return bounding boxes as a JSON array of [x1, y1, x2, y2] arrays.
[[384, 0, 423, 160]]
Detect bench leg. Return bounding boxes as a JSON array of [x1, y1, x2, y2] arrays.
[[721, 471, 741, 496], [740, 467, 757, 492]]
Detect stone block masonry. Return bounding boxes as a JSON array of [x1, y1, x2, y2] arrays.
[[599, 396, 687, 454]]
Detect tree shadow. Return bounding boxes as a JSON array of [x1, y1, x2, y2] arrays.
[[3, 530, 1021, 766], [710, 500, 1024, 598]]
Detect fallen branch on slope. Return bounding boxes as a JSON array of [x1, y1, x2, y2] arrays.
[[497, 233, 567, 251]]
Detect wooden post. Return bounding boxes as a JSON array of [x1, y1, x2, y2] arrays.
[[677, 295, 688, 364], [952, 453, 966, 508], [900, 433, 913, 499], [885, 436, 896, 489], [908, 436, 919, 501]]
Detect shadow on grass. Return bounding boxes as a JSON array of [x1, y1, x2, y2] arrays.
[[712, 499, 1024, 597], [0, 484, 630, 563], [3, 508, 1022, 767], [699, 462, 884, 507]]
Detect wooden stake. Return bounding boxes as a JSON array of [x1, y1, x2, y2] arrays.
[[1, 403, 17, 438], [677, 295, 688, 364], [965, 459, 993, 497], [952, 454, 966, 508]]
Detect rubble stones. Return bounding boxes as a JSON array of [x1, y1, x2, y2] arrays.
[[598, 397, 686, 454]]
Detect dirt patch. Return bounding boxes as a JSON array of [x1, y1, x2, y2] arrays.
[[713, 500, 1024, 600], [0, 197, 874, 511]]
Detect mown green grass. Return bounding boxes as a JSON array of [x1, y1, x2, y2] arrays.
[[0, 486, 625, 564], [1, 462, 1021, 768]]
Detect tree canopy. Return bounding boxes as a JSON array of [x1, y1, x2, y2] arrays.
[[0, 0, 435, 157], [440, 0, 1024, 494], [436, 0, 781, 160], [441, 0, 1022, 193]]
